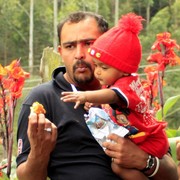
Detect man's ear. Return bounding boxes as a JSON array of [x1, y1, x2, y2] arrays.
[[58, 45, 62, 55], [58, 45, 64, 63]]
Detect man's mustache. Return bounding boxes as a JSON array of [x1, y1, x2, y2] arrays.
[[73, 60, 92, 72]]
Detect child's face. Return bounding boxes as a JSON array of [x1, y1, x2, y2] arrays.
[[93, 58, 124, 86]]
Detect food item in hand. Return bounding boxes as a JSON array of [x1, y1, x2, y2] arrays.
[[30, 102, 46, 114]]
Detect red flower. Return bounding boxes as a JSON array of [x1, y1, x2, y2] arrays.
[[0, 64, 7, 81], [143, 65, 167, 111], [0, 59, 30, 177], [0, 171, 3, 177], [1, 59, 30, 100], [147, 32, 180, 70]]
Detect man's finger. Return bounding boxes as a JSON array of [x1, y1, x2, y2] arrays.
[[28, 113, 38, 132]]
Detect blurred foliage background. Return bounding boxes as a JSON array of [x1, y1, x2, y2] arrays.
[[0, 0, 180, 66]]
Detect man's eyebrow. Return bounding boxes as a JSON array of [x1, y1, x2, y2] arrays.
[[62, 38, 96, 45]]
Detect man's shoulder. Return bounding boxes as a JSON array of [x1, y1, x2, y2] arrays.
[[22, 81, 54, 105], [31, 81, 54, 93]]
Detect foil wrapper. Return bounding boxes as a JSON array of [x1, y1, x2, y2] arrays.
[[85, 107, 129, 149]]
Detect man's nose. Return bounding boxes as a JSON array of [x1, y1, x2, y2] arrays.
[[74, 44, 86, 60]]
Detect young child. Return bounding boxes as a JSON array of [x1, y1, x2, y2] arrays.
[[61, 13, 169, 179]]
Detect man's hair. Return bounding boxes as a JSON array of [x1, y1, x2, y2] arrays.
[[57, 11, 109, 44]]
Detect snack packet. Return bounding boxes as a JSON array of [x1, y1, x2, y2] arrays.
[[84, 107, 129, 148]]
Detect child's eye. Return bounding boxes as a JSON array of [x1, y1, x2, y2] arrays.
[[102, 66, 108, 70]]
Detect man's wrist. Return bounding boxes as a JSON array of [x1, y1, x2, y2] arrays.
[[141, 155, 160, 177], [142, 155, 155, 171]]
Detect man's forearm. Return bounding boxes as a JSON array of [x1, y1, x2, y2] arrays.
[[16, 154, 49, 180], [151, 154, 178, 180]]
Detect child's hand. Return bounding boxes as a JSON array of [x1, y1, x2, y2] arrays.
[[84, 102, 101, 111], [84, 102, 93, 111], [61, 91, 87, 109]]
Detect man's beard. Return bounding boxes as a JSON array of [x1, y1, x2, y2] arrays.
[[73, 60, 94, 84]]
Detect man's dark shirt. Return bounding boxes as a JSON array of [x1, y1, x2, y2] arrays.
[[16, 67, 121, 180]]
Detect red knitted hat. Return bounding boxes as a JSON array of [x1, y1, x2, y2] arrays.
[[88, 13, 144, 73]]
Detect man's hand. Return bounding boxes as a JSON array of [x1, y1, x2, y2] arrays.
[[103, 133, 179, 180], [16, 113, 57, 180], [28, 112, 57, 158], [102, 133, 147, 170]]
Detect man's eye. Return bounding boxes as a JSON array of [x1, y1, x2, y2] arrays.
[[85, 41, 94, 46], [65, 44, 75, 49]]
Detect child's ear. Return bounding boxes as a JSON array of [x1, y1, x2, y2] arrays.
[[123, 73, 130, 76]]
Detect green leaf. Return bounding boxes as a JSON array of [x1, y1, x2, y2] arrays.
[[163, 95, 180, 115], [176, 129, 180, 136], [156, 95, 180, 120], [166, 128, 178, 138], [166, 128, 180, 138]]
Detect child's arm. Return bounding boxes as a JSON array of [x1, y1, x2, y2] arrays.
[[61, 89, 119, 109]]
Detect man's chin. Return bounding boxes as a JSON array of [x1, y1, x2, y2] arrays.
[[74, 74, 93, 84]]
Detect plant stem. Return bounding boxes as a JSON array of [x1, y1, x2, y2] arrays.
[[6, 98, 16, 177], [157, 71, 164, 118]]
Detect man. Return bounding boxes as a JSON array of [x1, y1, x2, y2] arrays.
[[16, 11, 178, 180]]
